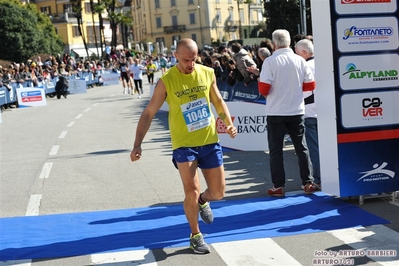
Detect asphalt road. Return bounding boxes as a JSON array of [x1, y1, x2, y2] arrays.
[[1, 72, 398, 266]]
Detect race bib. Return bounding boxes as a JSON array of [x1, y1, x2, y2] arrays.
[[181, 97, 211, 132]]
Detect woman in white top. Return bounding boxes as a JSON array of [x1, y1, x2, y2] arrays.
[[128, 57, 145, 98]]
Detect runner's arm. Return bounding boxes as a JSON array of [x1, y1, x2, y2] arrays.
[[131, 80, 167, 161]]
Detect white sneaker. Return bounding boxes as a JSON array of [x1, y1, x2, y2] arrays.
[[123, 89, 127, 94], [138, 95, 141, 99]]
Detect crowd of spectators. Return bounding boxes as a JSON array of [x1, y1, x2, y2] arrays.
[[195, 34, 313, 90], [0, 48, 169, 112], [1, 34, 312, 112]]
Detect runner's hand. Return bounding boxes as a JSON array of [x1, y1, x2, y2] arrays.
[[130, 147, 142, 162], [226, 125, 237, 138]]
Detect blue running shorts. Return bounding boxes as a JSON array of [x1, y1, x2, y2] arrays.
[[172, 143, 223, 169]]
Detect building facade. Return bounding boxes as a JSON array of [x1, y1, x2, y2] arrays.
[[131, 0, 264, 52], [27, 0, 112, 58], [25, 0, 264, 57]]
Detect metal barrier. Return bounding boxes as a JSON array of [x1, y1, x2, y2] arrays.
[[0, 70, 112, 106]]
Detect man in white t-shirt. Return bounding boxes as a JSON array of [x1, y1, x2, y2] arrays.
[[258, 29, 317, 197], [295, 39, 321, 189]]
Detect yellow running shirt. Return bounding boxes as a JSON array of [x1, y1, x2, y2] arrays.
[[161, 64, 219, 150]]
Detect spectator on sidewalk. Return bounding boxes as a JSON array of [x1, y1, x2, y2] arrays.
[[258, 29, 316, 197], [295, 39, 321, 190]]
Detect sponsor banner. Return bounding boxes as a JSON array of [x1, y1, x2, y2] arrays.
[[102, 73, 120, 85], [340, 90, 399, 128], [335, 0, 396, 15], [212, 102, 268, 151], [336, 16, 399, 53], [339, 53, 399, 90], [16, 87, 47, 107], [338, 139, 399, 197], [68, 79, 87, 94]]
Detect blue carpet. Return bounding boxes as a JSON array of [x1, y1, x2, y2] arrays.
[[0, 192, 389, 260]]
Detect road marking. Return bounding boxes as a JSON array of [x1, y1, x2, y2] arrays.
[[58, 131, 68, 138], [84, 107, 91, 112], [93, 103, 99, 107], [328, 225, 399, 265], [67, 121, 75, 127], [49, 145, 60, 156], [39, 162, 53, 179], [212, 238, 302, 266], [25, 194, 42, 216], [76, 114, 83, 119], [91, 250, 157, 265]]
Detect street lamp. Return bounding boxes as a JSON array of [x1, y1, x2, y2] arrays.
[[299, 0, 307, 35]]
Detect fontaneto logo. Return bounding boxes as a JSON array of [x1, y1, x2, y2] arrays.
[[357, 162, 395, 182], [343, 26, 393, 40], [343, 63, 398, 81], [341, 0, 391, 4]]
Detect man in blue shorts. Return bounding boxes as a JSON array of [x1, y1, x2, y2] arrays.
[[130, 38, 237, 254]]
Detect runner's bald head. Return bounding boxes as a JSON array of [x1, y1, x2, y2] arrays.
[[176, 38, 198, 54]]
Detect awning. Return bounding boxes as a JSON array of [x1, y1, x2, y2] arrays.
[[70, 48, 99, 57]]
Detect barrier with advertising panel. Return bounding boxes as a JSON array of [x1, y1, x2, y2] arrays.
[[311, 0, 399, 197], [16, 87, 47, 107]]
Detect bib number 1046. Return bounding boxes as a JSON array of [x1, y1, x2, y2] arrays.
[[181, 98, 212, 132]]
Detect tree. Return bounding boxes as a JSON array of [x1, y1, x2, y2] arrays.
[[90, 0, 100, 58], [0, 0, 63, 62], [70, 0, 89, 59], [94, 1, 107, 59], [263, 0, 312, 38]]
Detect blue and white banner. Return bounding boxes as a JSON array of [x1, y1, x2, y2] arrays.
[[101, 73, 120, 85], [68, 79, 87, 94], [16, 87, 47, 107]]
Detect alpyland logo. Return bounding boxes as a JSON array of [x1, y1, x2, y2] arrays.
[[343, 63, 398, 81], [357, 162, 395, 182], [343, 26, 393, 40], [341, 0, 392, 4]]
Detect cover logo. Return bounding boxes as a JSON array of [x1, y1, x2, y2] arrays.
[[362, 97, 383, 118]]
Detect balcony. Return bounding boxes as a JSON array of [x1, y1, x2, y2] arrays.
[[164, 25, 186, 34], [49, 12, 77, 24], [224, 20, 239, 32]]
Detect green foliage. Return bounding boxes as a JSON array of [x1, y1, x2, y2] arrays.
[[0, 0, 64, 63], [263, 0, 312, 38]]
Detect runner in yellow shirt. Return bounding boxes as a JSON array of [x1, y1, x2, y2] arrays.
[[130, 38, 237, 254]]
